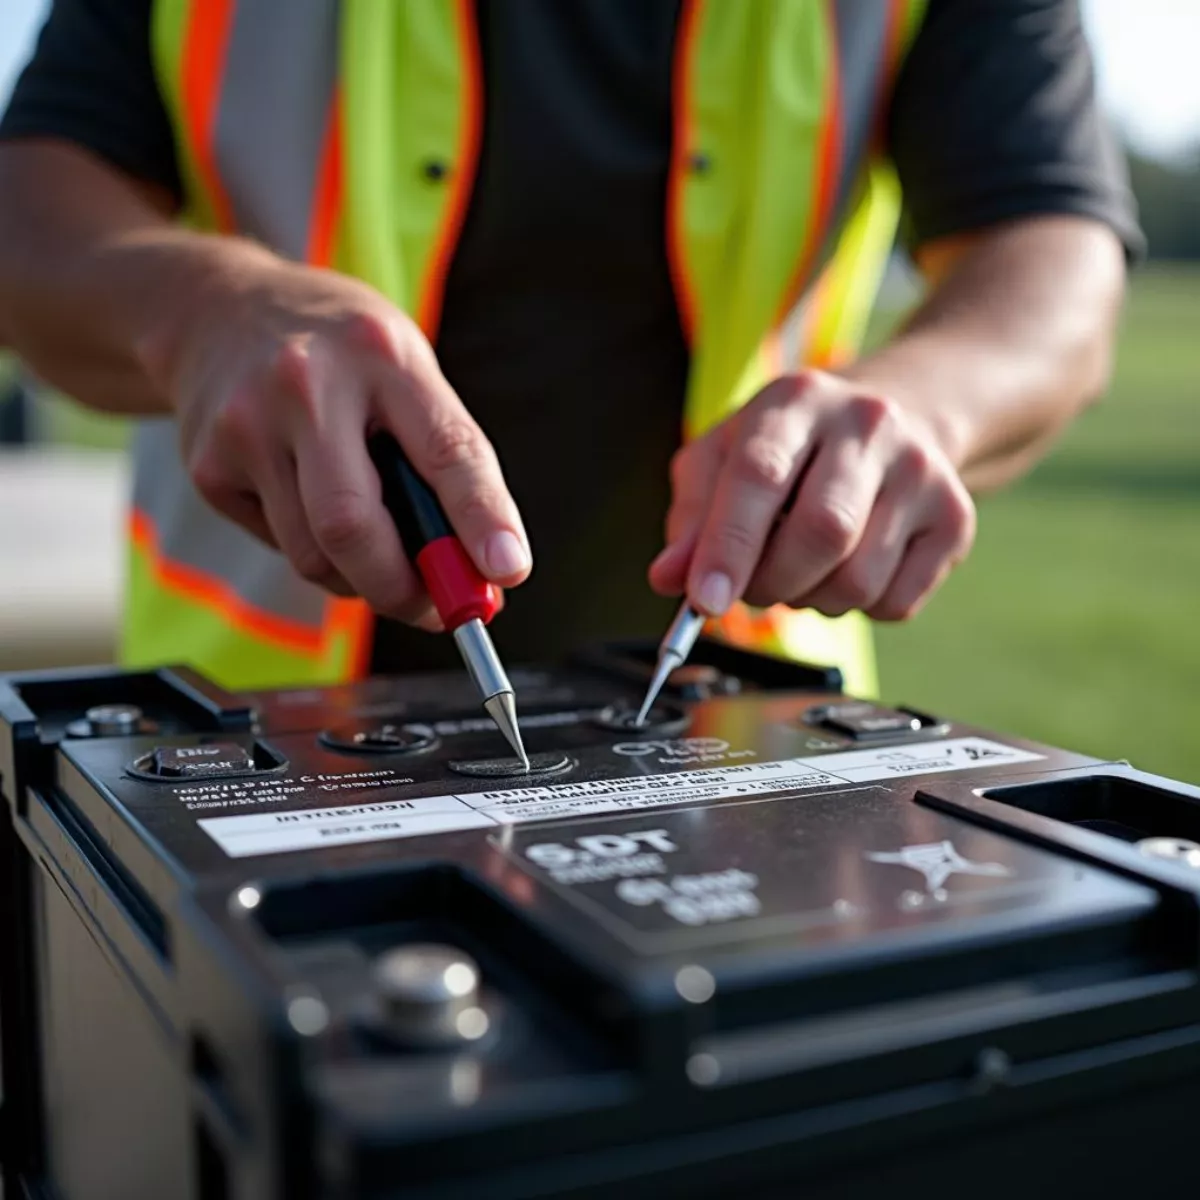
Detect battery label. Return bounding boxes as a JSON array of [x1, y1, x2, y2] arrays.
[[196, 737, 1043, 858]]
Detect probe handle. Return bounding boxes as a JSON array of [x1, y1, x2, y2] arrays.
[[367, 431, 501, 631]]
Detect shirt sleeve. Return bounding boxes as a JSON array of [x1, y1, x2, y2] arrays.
[[886, 0, 1145, 261], [0, 0, 182, 204]]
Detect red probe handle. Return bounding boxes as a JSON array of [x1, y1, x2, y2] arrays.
[[414, 537, 502, 631], [368, 431, 502, 632]]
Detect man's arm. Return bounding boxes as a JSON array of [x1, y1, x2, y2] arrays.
[[0, 140, 532, 623], [844, 213, 1126, 494], [0, 140, 227, 413]]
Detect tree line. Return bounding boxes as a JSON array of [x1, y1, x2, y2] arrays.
[[1128, 149, 1200, 260]]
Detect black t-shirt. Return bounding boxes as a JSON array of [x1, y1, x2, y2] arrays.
[[1, 0, 1142, 673]]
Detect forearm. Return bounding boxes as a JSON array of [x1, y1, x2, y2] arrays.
[[839, 215, 1127, 493], [0, 140, 275, 415]]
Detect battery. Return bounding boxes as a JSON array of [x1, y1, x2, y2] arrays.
[[3, 639, 1200, 1200]]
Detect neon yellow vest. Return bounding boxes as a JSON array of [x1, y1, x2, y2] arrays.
[[132, 0, 925, 692]]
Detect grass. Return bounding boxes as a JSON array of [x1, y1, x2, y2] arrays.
[[3, 266, 1197, 783], [872, 265, 1200, 783]]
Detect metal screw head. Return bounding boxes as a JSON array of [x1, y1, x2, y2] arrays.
[[373, 944, 484, 1047], [85, 704, 143, 735], [1138, 837, 1200, 868]]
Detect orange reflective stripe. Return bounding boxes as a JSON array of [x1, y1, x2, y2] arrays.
[[307, 88, 344, 268], [800, 260, 851, 371], [181, 0, 236, 233], [665, 0, 703, 347], [773, 2, 844, 329], [326, 596, 373, 680], [414, 0, 484, 340], [131, 509, 327, 657]]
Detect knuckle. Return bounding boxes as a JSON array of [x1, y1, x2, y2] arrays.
[[871, 598, 914, 622], [830, 561, 878, 610], [424, 419, 488, 476], [941, 488, 978, 550], [310, 489, 373, 555], [269, 336, 316, 398], [713, 519, 760, 560], [212, 392, 259, 446], [343, 311, 395, 356], [292, 547, 334, 586], [188, 450, 235, 506], [779, 369, 823, 403], [895, 442, 934, 482], [732, 437, 795, 492], [845, 393, 897, 439], [802, 499, 859, 558]]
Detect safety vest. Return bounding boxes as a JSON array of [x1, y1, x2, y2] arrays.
[[129, 0, 925, 693]]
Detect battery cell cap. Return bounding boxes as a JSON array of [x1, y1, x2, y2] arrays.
[[150, 743, 255, 778], [808, 702, 923, 741]]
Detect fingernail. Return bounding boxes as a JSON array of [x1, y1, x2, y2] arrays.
[[695, 571, 733, 616], [484, 530, 530, 578]]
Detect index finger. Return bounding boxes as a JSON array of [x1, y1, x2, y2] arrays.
[[369, 349, 531, 588], [685, 397, 816, 615]]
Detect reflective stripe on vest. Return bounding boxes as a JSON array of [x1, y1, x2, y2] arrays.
[[140, 0, 924, 693]]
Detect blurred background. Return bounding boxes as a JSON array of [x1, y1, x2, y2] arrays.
[[1, 1, 1197, 780]]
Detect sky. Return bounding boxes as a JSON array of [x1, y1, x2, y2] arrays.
[[1, 0, 1199, 160]]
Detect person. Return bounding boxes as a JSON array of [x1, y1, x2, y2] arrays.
[[0, 0, 1140, 694]]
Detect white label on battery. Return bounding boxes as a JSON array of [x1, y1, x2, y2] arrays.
[[473, 765, 845, 824], [198, 795, 488, 857], [196, 736, 1043, 856], [458, 758, 829, 811], [802, 737, 1044, 782]]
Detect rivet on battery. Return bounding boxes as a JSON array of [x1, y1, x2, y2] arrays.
[[86, 704, 143, 735], [422, 159, 450, 182], [968, 1046, 1012, 1096], [675, 964, 715, 1004], [687, 151, 712, 174], [286, 992, 330, 1037], [233, 884, 262, 911], [686, 1053, 721, 1087]]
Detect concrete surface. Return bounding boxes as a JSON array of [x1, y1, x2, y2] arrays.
[[0, 448, 127, 670]]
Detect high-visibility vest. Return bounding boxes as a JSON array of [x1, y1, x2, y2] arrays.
[[129, 0, 925, 693]]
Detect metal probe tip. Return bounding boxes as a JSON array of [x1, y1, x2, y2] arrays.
[[453, 618, 529, 771], [634, 656, 675, 728], [634, 602, 708, 727], [483, 692, 529, 771]]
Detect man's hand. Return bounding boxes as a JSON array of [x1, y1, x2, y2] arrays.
[[649, 370, 976, 622], [0, 142, 532, 628], [139, 253, 532, 627]]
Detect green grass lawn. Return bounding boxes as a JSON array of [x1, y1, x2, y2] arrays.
[[873, 264, 1200, 782]]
